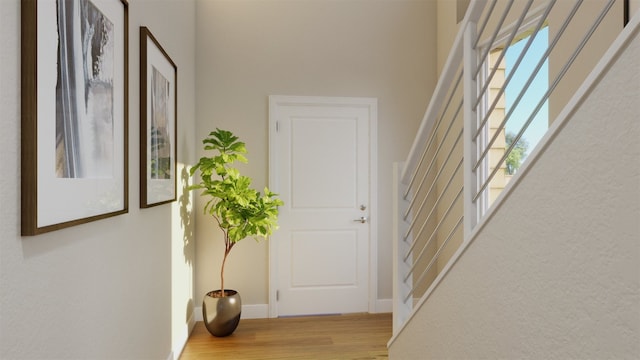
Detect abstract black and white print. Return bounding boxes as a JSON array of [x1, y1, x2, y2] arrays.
[[55, 0, 114, 179]]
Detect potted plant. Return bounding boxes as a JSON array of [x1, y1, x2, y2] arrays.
[[189, 128, 282, 337]]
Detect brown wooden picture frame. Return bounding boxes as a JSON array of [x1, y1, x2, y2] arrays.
[[624, 0, 630, 26], [21, 0, 129, 236], [139, 26, 177, 208]]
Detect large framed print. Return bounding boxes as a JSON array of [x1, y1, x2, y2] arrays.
[[21, 0, 129, 236], [139, 27, 177, 208], [624, 0, 630, 26]]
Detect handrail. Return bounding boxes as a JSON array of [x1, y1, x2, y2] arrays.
[[400, 0, 487, 184]]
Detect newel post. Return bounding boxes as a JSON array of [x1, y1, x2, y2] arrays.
[[392, 162, 412, 335], [463, 21, 481, 239]]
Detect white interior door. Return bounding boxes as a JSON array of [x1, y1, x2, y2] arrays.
[[269, 96, 377, 317]]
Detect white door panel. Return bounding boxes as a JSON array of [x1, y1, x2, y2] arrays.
[[291, 116, 357, 208], [290, 230, 358, 287]]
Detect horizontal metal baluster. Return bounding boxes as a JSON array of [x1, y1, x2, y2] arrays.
[[403, 214, 464, 304], [403, 134, 463, 243], [403, 99, 463, 223], [404, 185, 463, 277], [403, 130, 464, 243], [473, 0, 498, 49], [403, 155, 464, 261], [473, 0, 535, 112], [403, 71, 464, 202], [473, 0, 516, 82], [403, 157, 462, 257], [473, 0, 584, 173]]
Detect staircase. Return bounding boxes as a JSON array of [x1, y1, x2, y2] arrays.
[[388, 1, 640, 358]]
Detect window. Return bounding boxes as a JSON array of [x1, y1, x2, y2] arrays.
[[482, 25, 549, 207]]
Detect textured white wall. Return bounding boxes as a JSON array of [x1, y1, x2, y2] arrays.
[[0, 1, 196, 358], [193, 0, 438, 307], [389, 19, 640, 359]]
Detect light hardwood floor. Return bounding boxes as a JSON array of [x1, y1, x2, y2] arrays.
[[179, 313, 392, 360]]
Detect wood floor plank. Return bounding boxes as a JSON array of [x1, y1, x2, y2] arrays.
[[179, 313, 391, 360]]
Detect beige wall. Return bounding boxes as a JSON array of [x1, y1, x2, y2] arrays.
[[390, 16, 640, 359], [633, 0, 640, 19], [437, 0, 461, 74], [194, 0, 437, 306], [0, 1, 196, 358]]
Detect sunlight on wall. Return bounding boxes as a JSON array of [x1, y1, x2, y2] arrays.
[[171, 162, 196, 357]]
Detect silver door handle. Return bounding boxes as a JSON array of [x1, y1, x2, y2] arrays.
[[353, 216, 367, 224]]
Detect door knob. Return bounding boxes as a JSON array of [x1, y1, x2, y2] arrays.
[[353, 216, 367, 224]]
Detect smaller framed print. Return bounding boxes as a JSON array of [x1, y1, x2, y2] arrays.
[[140, 26, 177, 208]]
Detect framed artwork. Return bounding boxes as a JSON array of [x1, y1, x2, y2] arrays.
[[140, 27, 177, 208], [21, 0, 129, 236]]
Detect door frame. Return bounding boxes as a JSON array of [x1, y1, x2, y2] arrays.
[[268, 95, 378, 318]]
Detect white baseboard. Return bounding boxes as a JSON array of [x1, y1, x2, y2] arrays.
[[375, 298, 392, 313], [172, 311, 196, 360], [194, 303, 269, 321], [241, 304, 270, 319], [176, 301, 390, 359], [196, 300, 391, 321]]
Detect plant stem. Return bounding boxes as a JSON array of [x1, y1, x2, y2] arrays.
[[220, 252, 227, 297], [220, 237, 234, 297]]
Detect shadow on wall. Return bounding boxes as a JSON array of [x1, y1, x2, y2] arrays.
[[179, 166, 195, 322]]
